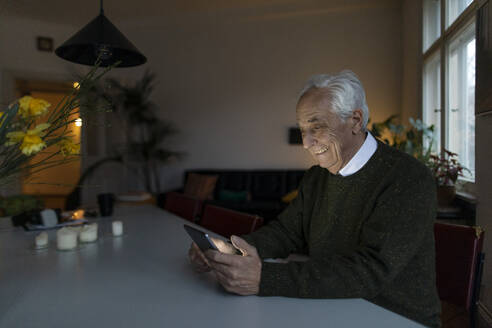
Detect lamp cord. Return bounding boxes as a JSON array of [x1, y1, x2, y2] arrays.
[[100, 0, 104, 15]]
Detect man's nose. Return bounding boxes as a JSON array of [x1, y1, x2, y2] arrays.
[[302, 133, 316, 149]]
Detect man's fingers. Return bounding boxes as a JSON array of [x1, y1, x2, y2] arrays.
[[189, 243, 211, 272], [208, 261, 237, 279], [230, 235, 258, 257], [192, 243, 210, 265], [210, 237, 238, 255], [204, 249, 240, 266]]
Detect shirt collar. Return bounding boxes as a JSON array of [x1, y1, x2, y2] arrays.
[[338, 131, 378, 177]]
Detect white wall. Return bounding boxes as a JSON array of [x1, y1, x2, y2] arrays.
[[120, 1, 403, 190], [1, 3, 404, 195], [0, 15, 135, 198], [0, 16, 82, 102], [0, 16, 75, 195]]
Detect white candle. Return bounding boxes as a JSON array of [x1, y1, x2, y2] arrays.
[[112, 221, 123, 236], [79, 223, 98, 243], [57, 227, 78, 250], [35, 232, 48, 248]]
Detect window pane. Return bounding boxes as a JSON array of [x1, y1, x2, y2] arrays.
[[423, 51, 441, 154], [446, 0, 473, 28], [423, 0, 441, 51], [446, 22, 475, 181]]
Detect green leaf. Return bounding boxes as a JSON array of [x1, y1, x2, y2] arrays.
[[0, 103, 19, 141]]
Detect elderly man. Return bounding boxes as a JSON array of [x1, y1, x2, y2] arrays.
[[189, 70, 441, 327]]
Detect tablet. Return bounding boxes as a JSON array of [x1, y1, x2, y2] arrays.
[[184, 224, 219, 252]]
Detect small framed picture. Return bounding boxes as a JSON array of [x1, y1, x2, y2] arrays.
[[37, 37, 53, 52]]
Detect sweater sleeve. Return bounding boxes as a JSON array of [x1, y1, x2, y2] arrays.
[[257, 165, 437, 299], [241, 171, 310, 259]]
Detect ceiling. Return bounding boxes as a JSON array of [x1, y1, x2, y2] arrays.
[[1, 0, 400, 27]]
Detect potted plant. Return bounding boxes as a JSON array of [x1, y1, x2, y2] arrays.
[[370, 115, 435, 164], [370, 116, 469, 206], [427, 150, 469, 206], [65, 71, 183, 210]]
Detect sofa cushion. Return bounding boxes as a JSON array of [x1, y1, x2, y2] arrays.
[[218, 189, 250, 202]]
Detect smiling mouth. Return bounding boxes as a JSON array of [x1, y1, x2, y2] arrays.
[[313, 147, 328, 155]]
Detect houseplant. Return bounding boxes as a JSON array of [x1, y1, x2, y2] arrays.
[[105, 71, 183, 194], [427, 150, 469, 205], [370, 115, 469, 206], [65, 71, 182, 209], [370, 115, 435, 165]]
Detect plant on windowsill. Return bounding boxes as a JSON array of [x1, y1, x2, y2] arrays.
[[370, 115, 470, 206], [370, 115, 435, 165], [427, 150, 470, 206]]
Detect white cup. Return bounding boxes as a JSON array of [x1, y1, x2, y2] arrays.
[[35, 232, 49, 248], [57, 227, 78, 250], [79, 223, 98, 243], [112, 221, 123, 236]]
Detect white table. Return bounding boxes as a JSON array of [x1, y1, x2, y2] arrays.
[[0, 205, 424, 327]]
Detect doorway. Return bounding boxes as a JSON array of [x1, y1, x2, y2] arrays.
[[15, 79, 81, 209]]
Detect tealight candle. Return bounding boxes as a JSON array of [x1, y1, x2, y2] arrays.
[[112, 221, 123, 236], [35, 232, 48, 248], [57, 227, 78, 250], [79, 223, 98, 243]]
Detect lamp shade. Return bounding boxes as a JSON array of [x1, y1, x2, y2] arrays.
[[55, 13, 146, 67]]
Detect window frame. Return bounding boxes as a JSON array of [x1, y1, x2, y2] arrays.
[[422, 0, 481, 184]]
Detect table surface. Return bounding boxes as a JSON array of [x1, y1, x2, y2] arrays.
[[0, 205, 424, 328]]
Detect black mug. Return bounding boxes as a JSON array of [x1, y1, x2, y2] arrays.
[[97, 193, 114, 217]]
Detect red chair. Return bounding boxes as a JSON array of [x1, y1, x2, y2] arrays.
[[434, 222, 485, 328], [163, 192, 203, 222], [199, 205, 263, 238]]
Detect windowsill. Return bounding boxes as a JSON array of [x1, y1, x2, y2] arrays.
[[456, 190, 477, 204], [456, 179, 476, 200]]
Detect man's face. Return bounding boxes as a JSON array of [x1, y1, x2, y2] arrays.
[[296, 89, 355, 174]]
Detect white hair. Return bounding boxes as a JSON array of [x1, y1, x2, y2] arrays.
[[299, 70, 369, 129]]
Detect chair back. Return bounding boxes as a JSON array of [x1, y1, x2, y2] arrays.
[[163, 192, 203, 222], [200, 205, 263, 238], [434, 222, 485, 310]]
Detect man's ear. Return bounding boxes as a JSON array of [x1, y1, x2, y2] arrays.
[[351, 109, 364, 134]]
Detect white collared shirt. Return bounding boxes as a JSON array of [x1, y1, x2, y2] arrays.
[[338, 132, 378, 177]]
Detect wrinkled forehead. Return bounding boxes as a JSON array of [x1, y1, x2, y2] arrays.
[[296, 88, 335, 124]]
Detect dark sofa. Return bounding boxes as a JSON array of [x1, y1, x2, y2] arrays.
[[182, 169, 306, 222]]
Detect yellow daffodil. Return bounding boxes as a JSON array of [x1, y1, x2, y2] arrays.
[[5, 123, 51, 155], [18, 96, 51, 119], [59, 138, 80, 156]]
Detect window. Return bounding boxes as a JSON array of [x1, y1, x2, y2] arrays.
[[422, 0, 477, 181], [446, 0, 474, 27], [423, 51, 441, 153], [423, 0, 441, 51], [447, 23, 476, 179]]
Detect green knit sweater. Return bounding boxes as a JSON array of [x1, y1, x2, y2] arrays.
[[243, 141, 441, 328]]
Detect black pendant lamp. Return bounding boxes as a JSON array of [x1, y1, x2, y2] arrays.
[[55, 0, 146, 67]]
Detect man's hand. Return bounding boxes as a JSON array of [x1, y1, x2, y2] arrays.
[[205, 235, 262, 296], [188, 242, 211, 273]]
